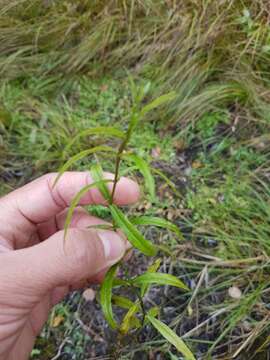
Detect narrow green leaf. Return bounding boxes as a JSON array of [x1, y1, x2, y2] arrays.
[[147, 306, 160, 319], [91, 163, 111, 201], [63, 126, 125, 155], [156, 244, 173, 256], [112, 295, 135, 310], [64, 180, 112, 239], [129, 111, 140, 132], [131, 216, 184, 240], [123, 153, 155, 200], [100, 265, 119, 329], [129, 315, 141, 330], [120, 302, 140, 334], [132, 273, 189, 291], [141, 258, 162, 296], [128, 73, 138, 105], [137, 81, 151, 104], [112, 278, 131, 287], [109, 205, 157, 256], [147, 259, 162, 273], [54, 145, 115, 186], [146, 315, 195, 360], [141, 92, 176, 116]]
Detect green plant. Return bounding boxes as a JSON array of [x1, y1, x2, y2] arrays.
[[55, 80, 194, 359]]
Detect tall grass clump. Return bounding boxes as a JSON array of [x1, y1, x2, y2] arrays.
[[1, 1, 270, 130]]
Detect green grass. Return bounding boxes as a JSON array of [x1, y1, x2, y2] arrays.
[[1, 0, 270, 358], [0, 76, 175, 195]]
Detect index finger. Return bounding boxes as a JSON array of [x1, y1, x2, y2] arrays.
[[0, 172, 140, 245]]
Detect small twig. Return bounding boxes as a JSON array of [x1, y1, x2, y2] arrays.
[[75, 315, 105, 343], [186, 265, 208, 316], [164, 258, 173, 297], [50, 338, 71, 360], [233, 316, 270, 358], [176, 255, 266, 268], [132, 285, 146, 326], [181, 307, 232, 339]]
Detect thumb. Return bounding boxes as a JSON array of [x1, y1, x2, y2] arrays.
[[1, 228, 126, 298]]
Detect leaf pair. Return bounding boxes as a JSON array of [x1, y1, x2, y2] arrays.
[[100, 261, 188, 331], [100, 264, 192, 359], [64, 126, 125, 151], [53, 145, 115, 186]]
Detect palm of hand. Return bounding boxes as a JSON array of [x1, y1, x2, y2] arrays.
[[0, 228, 65, 360]]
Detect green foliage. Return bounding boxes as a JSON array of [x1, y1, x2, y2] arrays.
[[131, 216, 184, 240], [100, 265, 119, 329], [195, 111, 230, 140], [55, 81, 193, 358], [123, 153, 156, 201], [54, 146, 115, 186], [63, 126, 125, 156], [2, 0, 270, 134], [110, 205, 157, 257], [131, 273, 189, 291]]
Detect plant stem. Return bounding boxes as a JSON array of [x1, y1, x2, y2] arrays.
[[110, 128, 133, 204], [133, 286, 146, 327]]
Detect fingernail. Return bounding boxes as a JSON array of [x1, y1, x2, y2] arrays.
[[116, 229, 132, 251], [99, 231, 126, 263]]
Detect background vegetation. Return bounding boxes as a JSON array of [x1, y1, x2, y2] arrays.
[[1, 0, 270, 359]]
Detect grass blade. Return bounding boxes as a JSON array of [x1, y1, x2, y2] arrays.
[[146, 315, 195, 360], [109, 204, 157, 256], [140, 92, 176, 116], [132, 273, 189, 291], [100, 264, 119, 329]]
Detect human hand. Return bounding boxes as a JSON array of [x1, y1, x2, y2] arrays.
[[0, 172, 139, 360]]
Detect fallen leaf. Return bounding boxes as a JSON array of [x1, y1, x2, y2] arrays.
[[151, 146, 161, 159], [173, 139, 186, 151], [192, 160, 203, 169], [83, 288, 96, 302], [51, 315, 65, 328], [100, 84, 108, 92], [228, 286, 242, 299], [167, 209, 174, 221]]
